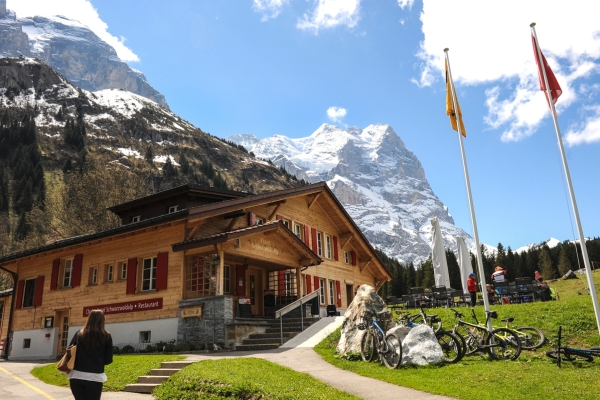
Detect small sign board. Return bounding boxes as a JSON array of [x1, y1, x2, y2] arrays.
[[82, 298, 163, 317], [181, 305, 202, 320]]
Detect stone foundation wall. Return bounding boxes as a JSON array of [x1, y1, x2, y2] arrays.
[[177, 296, 234, 348]]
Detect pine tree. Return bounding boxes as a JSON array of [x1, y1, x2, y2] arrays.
[[162, 156, 177, 178], [63, 159, 73, 173], [179, 153, 190, 175], [446, 249, 462, 289], [557, 246, 572, 276], [539, 246, 558, 279], [145, 146, 154, 164]]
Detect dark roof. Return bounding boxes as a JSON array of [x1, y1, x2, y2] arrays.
[[0, 209, 189, 264], [107, 184, 248, 214], [172, 220, 321, 266], [0, 288, 13, 298]]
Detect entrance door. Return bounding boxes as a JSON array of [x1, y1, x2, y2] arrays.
[[346, 284, 354, 307], [57, 311, 70, 355], [248, 268, 263, 316]]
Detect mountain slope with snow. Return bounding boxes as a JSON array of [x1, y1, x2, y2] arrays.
[[229, 124, 475, 264]]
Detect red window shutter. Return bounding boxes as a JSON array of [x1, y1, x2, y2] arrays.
[[156, 252, 168, 291], [311, 228, 318, 254], [278, 270, 285, 295], [126, 258, 138, 294], [306, 274, 312, 294], [276, 214, 282, 220], [34, 276, 45, 307], [303, 225, 310, 246], [351, 251, 357, 266], [333, 236, 339, 261], [50, 259, 60, 290], [248, 212, 256, 226], [235, 264, 246, 296], [314, 276, 320, 290], [72, 254, 83, 287], [336, 280, 342, 307], [15, 280, 24, 309]]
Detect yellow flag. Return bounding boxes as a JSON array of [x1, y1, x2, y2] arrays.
[[445, 60, 466, 137]]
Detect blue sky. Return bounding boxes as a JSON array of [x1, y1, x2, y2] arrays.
[[10, 0, 600, 253]]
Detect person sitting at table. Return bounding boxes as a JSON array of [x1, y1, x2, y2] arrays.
[[538, 277, 551, 301], [491, 266, 507, 283], [486, 283, 498, 304]]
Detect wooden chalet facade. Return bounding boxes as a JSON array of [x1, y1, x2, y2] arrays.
[[0, 182, 391, 360]]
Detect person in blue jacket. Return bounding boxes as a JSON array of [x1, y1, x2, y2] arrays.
[[67, 310, 113, 400]]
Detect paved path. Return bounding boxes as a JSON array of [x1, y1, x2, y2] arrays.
[[0, 317, 455, 399]]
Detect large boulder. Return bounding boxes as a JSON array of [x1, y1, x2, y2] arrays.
[[336, 284, 391, 355], [391, 324, 444, 366]]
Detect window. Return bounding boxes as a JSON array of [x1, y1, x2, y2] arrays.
[[89, 267, 98, 285], [325, 235, 332, 259], [23, 338, 31, 349], [120, 262, 127, 280], [344, 251, 350, 264], [256, 217, 264, 225], [139, 331, 151, 343], [282, 219, 290, 228], [22, 279, 36, 308], [329, 280, 335, 305], [185, 254, 219, 298], [319, 278, 325, 305], [168, 205, 179, 213], [105, 264, 113, 282], [293, 223, 302, 239], [0, 300, 3, 322], [317, 232, 323, 257], [131, 215, 141, 223], [224, 265, 231, 294], [63, 259, 73, 288], [142, 257, 157, 291]]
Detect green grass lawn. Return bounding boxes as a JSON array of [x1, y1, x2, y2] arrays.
[[314, 271, 600, 400], [31, 354, 185, 391], [153, 357, 361, 400]]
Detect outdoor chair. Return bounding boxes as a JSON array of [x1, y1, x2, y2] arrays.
[[494, 281, 511, 304], [401, 294, 416, 309], [432, 286, 448, 307], [411, 287, 431, 308], [326, 305, 340, 317]]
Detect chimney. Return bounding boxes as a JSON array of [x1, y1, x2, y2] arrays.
[[0, 0, 6, 17]]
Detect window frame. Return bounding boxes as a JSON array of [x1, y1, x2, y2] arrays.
[[141, 256, 157, 292], [319, 278, 326, 305], [316, 232, 323, 257], [105, 264, 114, 282], [62, 258, 73, 288], [22, 278, 37, 308], [89, 267, 98, 285], [344, 251, 350, 264], [139, 331, 151, 343], [168, 205, 179, 214], [224, 264, 231, 294], [325, 235, 332, 259], [119, 261, 127, 280], [293, 223, 302, 239], [131, 215, 141, 223], [329, 280, 335, 305], [256, 217, 264, 225]]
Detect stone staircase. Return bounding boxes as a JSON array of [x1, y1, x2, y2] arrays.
[[235, 317, 320, 351], [124, 360, 194, 394]]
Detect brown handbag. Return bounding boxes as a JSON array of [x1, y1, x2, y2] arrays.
[[56, 344, 77, 373]]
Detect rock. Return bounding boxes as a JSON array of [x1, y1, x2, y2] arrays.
[[563, 270, 577, 280], [336, 284, 391, 355], [397, 324, 444, 366]]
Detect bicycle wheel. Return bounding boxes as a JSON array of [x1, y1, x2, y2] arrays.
[[455, 325, 481, 356], [435, 330, 463, 363], [411, 314, 442, 333], [381, 332, 402, 369], [486, 328, 521, 361], [516, 327, 546, 350], [563, 351, 594, 362], [360, 329, 377, 362]]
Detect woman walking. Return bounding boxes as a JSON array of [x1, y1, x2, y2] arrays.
[[67, 310, 113, 400]]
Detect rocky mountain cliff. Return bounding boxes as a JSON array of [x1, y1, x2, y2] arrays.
[[0, 2, 168, 108], [229, 124, 475, 264], [0, 57, 297, 194]]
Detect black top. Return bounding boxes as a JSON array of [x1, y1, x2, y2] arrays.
[[69, 330, 113, 374]]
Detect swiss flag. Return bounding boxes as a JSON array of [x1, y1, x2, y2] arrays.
[[532, 35, 562, 108]]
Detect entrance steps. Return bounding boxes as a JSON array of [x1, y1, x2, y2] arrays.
[[235, 317, 320, 351], [124, 360, 194, 394]]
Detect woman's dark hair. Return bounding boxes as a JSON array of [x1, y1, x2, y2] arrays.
[[79, 310, 110, 350]]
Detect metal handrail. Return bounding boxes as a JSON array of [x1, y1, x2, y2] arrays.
[[275, 290, 320, 345]]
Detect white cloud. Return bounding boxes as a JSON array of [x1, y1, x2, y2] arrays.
[[417, 0, 600, 141], [253, 0, 289, 21], [7, 0, 139, 62], [564, 106, 600, 146], [297, 0, 361, 34], [397, 0, 414, 10], [327, 106, 347, 123]]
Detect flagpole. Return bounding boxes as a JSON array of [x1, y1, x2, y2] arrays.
[[530, 23, 600, 335], [444, 49, 492, 331]]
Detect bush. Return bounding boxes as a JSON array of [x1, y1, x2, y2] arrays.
[[121, 345, 135, 354]]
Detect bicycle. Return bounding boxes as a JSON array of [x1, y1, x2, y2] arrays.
[[500, 317, 546, 350], [395, 309, 464, 363], [358, 313, 402, 369], [546, 326, 600, 367], [450, 308, 522, 361]]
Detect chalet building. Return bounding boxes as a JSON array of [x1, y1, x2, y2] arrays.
[[0, 182, 391, 360]]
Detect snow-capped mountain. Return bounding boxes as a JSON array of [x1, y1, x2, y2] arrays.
[[0, 2, 167, 108], [229, 124, 475, 264]]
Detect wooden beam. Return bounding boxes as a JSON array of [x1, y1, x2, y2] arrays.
[[225, 216, 240, 232], [307, 192, 322, 210], [359, 258, 373, 273], [267, 200, 287, 207], [186, 219, 206, 241], [268, 202, 284, 221], [340, 235, 353, 249]]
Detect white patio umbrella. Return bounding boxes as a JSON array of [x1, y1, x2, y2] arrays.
[[456, 236, 474, 294], [431, 217, 450, 288]]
